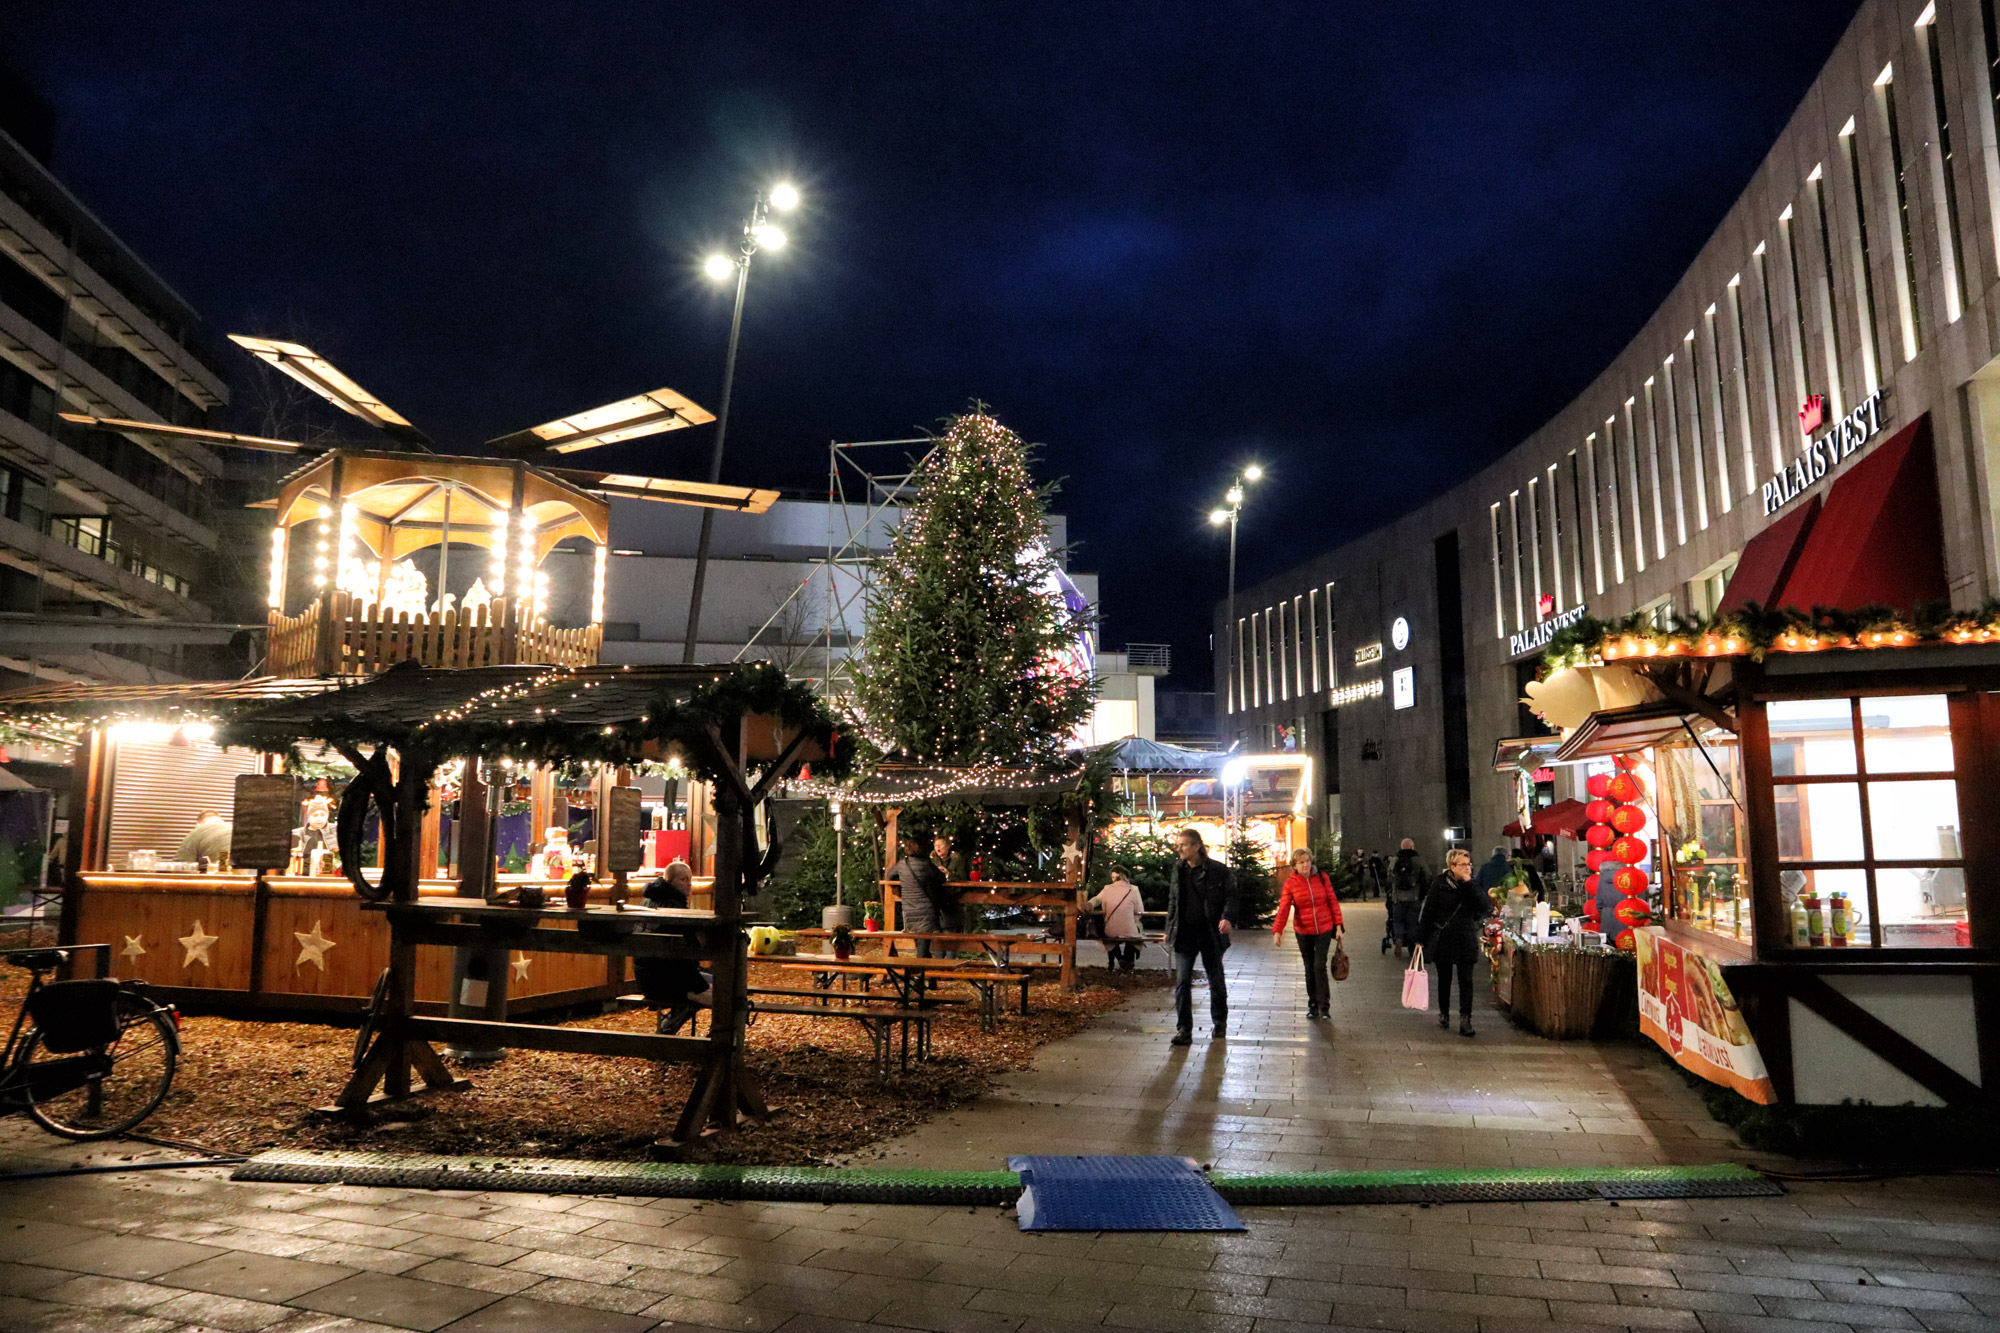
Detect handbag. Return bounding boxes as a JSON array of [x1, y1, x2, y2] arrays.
[[1332, 945, 1350, 982], [1400, 945, 1430, 1011]]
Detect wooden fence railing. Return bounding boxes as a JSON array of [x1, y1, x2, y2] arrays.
[[266, 593, 604, 675]]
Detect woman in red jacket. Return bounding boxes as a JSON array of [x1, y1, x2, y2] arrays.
[[1272, 847, 1345, 1019]]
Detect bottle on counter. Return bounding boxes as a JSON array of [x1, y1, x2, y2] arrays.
[[1789, 898, 1811, 947], [1804, 894, 1826, 947], [1829, 892, 1849, 947]]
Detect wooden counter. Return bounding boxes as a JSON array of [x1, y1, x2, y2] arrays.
[[70, 872, 629, 1014]]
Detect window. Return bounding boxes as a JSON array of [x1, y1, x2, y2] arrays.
[[1639, 595, 1674, 632], [1323, 583, 1337, 683], [1765, 695, 1967, 948], [1752, 243, 1788, 475], [1566, 450, 1588, 601], [1603, 421, 1628, 585], [1876, 65, 1925, 359], [1508, 490, 1525, 632], [1621, 399, 1647, 573], [1668, 353, 1705, 532], [1701, 307, 1734, 512], [1526, 476, 1545, 608], [1668, 736, 1751, 943], [1544, 461, 1566, 611], [1688, 553, 1739, 620], [1489, 503, 1506, 639], [1307, 587, 1321, 692], [1839, 118, 1886, 391], [1582, 434, 1607, 593], [1806, 168, 1847, 414], [1779, 208, 1813, 405], [1917, 8, 1966, 321], [1725, 280, 1760, 495]]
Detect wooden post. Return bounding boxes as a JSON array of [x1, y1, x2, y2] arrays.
[[882, 807, 901, 949]]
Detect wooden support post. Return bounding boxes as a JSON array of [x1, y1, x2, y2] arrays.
[[882, 807, 900, 952]]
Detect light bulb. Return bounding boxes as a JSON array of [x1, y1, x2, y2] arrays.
[[752, 223, 786, 250], [1244, 464, 1264, 482], [770, 183, 800, 211], [1208, 510, 1229, 526], [1226, 486, 1244, 505], [704, 254, 735, 281]]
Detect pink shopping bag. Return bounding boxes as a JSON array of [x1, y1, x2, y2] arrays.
[[1400, 945, 1430, 1011]]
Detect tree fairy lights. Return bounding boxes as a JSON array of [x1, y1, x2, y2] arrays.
[[847, 410, 1096, 766]]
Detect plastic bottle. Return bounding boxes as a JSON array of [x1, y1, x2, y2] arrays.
[[1804, 894, 1826, 947], [1789, 899, 1810, 946], [1829, 892, 1849, 947]]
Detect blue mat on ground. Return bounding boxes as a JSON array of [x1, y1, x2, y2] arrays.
[[1007, 1155, 1247, 1231]]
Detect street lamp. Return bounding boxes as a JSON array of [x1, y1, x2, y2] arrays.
[[1209, 465, 1263, 725], [681, 182, 801, 663]]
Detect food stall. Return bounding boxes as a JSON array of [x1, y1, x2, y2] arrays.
[[1529, 627, 1997, 1108], [1099, 741, 1310, 864]]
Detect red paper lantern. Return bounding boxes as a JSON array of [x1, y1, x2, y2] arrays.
[[1610, 834, 1647, 864], [1585, 824, 1616, 849], [1585, 848, 1614, 872], [1613, 927, 1636, 951], [1612, 865, 1649, 895], [1610, 804, 1647, 835], [1606, 773, 1642, 804], [1583, 799, 1616, 825], [1613, 896, 1652, 927], [1614, 754, 1643, 772], [1585, 773, 1613, 799]]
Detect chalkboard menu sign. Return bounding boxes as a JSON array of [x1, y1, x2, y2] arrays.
[[231, 774, 299, 871], [605, 785, 643, 874]]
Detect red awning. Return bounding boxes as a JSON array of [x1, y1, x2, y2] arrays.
[[1530, 797, 1591, 839], [1717, 495, 1820, 614], [1500, 817, 1527, 837], [1775, 417, 1946, 614]]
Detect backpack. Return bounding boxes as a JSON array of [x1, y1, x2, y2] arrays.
[[1391, 856, 1426, 902]]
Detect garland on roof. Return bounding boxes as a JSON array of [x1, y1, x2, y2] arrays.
[[1537, 600, 1977, 678]]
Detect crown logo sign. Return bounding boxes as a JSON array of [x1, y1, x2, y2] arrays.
[[1798, 393, 1826, 436]]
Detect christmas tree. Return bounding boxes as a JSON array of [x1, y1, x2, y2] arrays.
[[850, 410, 1097, 765]]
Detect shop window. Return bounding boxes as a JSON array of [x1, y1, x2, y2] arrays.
[[1669, 737, 1752, 943], [1766, 694, 1966, 948]]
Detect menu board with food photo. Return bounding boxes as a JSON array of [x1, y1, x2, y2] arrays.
[[1634, 927, 1775, 1104]]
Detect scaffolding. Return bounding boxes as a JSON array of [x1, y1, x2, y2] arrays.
[[730, 437, 933, 697]]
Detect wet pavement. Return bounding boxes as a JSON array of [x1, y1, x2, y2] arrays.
[[0, 902, 1993, 1333]]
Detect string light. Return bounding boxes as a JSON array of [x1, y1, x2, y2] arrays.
[[312, 517, 330, 588], [591, 544, 607, 625]]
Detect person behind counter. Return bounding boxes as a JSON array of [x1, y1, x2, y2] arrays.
[[176, 810, 232, 867], [634, 861, 712, 1035]]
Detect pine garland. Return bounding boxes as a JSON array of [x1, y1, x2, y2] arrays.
[[849, 410, 1097, 765]]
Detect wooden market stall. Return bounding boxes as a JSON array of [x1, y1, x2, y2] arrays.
[[1534, 630, 1998, 1110]]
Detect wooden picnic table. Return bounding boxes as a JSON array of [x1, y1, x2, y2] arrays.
[[779, 951, 1034, 1035], [791, 929, 1033, 967]]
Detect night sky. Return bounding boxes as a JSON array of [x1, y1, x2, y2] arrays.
[[8, 3, 1860, 685]]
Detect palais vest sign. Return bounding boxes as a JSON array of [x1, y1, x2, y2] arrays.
[[1510, 603, 1587, 659], [1760, 388, 1886, 517]]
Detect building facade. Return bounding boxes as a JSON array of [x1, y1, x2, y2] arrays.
[[1220, 0, 2000, 862], [0, 113, 232, 685]]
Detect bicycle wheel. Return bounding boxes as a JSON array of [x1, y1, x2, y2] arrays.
[[22, 993, 178, 1140]]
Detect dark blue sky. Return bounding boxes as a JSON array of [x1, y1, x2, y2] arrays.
[[9, 3, 1859, 684]]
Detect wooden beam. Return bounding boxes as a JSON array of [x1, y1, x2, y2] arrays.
[[379, 917, 720, 959], [405, 1016, 711, 1061]]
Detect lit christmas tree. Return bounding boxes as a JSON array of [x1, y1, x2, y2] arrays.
[[851, 410, 1097, 765]]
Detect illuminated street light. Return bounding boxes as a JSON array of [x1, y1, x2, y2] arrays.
[[683, 183, 803, 663], [1213, 465, 1264, 733]]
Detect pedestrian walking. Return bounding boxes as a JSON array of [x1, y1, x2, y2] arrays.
[[1383, 838, 1427, 957], [1166, 828, 1241, 1047], [1418, 846, 1491, 1037], [1272, 847, 1344, 1019], [1474, 846, 1511, 892], [1367, 849, 1389, 901]]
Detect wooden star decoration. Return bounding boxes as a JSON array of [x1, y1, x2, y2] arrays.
[[293, 920, 336, 971], [121, 935, 145, 962], [511, 952, 531, 982], [179, 920, 219, 969]]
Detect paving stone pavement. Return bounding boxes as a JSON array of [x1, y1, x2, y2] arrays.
[[0, 903, 1992, 1333]]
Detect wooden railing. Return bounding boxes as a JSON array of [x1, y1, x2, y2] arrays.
[[266, 592, 604, 675]]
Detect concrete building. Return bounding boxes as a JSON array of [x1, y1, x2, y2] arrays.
[[0, 96, 233, 685], [1220, 0, 2000, 861], [570, 494, 1163, 742]]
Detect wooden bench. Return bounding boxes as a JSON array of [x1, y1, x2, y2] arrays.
[[746, 989, 932, 1072], [934, 969, 1033, 1031]]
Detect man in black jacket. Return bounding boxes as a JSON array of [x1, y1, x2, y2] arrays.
[[1167, 828, 1241, 1046]]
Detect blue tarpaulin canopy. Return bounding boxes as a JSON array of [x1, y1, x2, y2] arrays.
[[1093, 737, 1223, 773]]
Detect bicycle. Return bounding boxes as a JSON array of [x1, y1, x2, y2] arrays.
[[0, 945, 181, 1139]]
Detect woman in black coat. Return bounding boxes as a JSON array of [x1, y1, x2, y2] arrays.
[[1417, 847, 1491, 1037]]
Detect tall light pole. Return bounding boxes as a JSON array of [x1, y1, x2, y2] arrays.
[[1208, 464, 1263, 727], [682, 182, 800, 663]]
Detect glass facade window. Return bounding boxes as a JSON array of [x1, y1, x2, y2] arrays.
[[1878, 68, 1925, 359], [1839, 120, 1885, 391], [1766, 694, 1967, 949], [1668, 737, 1752, 943], [1918, 15, 1966, 320]]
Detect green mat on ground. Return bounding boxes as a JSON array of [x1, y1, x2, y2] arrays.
[[232, 1150, 1780, 1205]]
